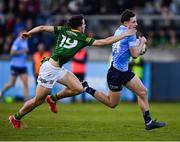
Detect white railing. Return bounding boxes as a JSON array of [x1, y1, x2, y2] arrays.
[[51, 14, 180, 21]]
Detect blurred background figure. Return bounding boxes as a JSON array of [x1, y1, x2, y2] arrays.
[[129, 56, 145, 102], [33, 43, 50, 84], [157, 28, 169, 48], [71, 48, 87, 103], [0, 30, 29, 101]]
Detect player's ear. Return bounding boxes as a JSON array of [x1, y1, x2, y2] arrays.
[[124, 21, 129, 26]]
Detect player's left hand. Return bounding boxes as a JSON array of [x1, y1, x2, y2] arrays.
[[138, 36, 147, 55], [139, 36, 147, 43]]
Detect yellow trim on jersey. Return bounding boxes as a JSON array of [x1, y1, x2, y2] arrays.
[[71, 29, 80, 32]]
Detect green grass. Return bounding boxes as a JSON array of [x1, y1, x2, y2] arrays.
[[0, 102, 180, 141]]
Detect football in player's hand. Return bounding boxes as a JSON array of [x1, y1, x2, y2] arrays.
[[141, 43, 147, 55]]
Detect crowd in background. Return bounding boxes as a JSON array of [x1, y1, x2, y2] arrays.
[[1, 0, 180, 55]]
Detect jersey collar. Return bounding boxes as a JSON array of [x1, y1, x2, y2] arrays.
[[71, 29, 80, 32]]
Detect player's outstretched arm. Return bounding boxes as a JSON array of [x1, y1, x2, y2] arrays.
[[20, 26, 54, 39], [92, 29, 136, 46]]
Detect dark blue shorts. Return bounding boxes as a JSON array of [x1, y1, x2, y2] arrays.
[[10, 66, 27, 76], [107, 65, 135, 92]]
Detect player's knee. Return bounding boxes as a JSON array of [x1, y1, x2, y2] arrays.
[[138, 87, 148, 98], [109, 103, 118, 109], [72, 86, 84, 94]]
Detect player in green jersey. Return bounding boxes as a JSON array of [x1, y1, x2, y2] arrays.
[[9, 15, 136, 129]]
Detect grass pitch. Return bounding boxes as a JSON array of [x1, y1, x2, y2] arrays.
[[0, 102, 180, 141]]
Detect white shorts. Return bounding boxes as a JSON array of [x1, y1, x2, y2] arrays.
[[37, 61, 68, 89]]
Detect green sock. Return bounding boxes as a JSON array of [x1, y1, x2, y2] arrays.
[[51, 94, 58, 101], [14, 112, 22, 120]]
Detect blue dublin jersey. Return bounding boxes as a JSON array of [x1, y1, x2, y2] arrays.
[[10, 37, 28, 67], [112, 25, 138, 72]]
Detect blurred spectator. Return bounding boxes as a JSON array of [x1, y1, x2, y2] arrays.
[[143, 1, 156, 14], [15, 1, 34, 20], [169, 29, 177, 47], [26, 18, 34, 30], [26, 18, 39, 54], [33, 43, 50, 84], [157, 28, 169, 48], [4, 0, 18, 14], [13, 17, 26, 37], [0, 1, 5, 23], [3, 42, 10, 55], [0, 35, 4, 54], [68, 0, 83, 14], [129, 56, 145, 101], [71, 48, 87, 103], [5, 13, 15, 34], [146, 30, 155, 47], [2, 34, 14, 55], [170, 0, 180, 15]]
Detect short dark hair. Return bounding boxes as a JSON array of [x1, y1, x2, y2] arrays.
[[120, 9, 135, 23], [67, 15, 84, 29]]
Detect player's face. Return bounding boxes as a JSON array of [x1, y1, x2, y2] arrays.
[[80, 19, 86, 33], [127, 16, 137, 29]]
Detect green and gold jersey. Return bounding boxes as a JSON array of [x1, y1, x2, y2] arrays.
[[51, 26, 95, 67]]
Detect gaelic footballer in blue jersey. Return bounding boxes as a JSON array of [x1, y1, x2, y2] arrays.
[[83, 9, 166, 130], [0, 31, 29, 100]]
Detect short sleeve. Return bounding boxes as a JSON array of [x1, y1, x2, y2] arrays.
[[85, 37, 95, 46], [11, 39, 19, 51], [54, 26, 62, 35], [24, 40, 28, 49], [128, 34, 138, 48]]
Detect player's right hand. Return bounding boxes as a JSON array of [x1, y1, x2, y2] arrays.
[[20, 32, 31, 39], [139, 36, 147, 43], [125, 29, 137, 36]]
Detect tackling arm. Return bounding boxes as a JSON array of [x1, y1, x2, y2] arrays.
[[92, 29, 136, 46], [21, 26, 54, 39]]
